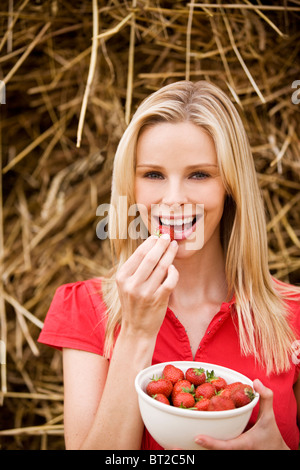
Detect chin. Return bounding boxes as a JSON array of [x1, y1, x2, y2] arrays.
[[175, 240, 204, 258]]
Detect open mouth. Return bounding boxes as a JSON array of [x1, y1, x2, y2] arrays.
[[153, 214, 202, 240]]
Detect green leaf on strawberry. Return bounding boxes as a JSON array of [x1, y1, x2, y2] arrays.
[[206, 370, 217, 381], [181, 384, 195, 395]]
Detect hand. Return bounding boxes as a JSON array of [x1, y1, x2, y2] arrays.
[[116, 235, 179, 339], [194, 379, 290, 450]]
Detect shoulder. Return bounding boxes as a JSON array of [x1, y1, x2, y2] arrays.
[[38, 277, 108, 355], [53, 277, 105, 308], [53, 277, 103, 296], [49, 277, 108, 327], [48, 277, 106, 319]]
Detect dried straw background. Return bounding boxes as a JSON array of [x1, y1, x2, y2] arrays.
[[0, 0, 299, 450]]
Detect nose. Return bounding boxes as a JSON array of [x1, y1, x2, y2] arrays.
[[161, 177, 189, 207]]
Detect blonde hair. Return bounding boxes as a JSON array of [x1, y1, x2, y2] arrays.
[[101, 80, 299, 374]]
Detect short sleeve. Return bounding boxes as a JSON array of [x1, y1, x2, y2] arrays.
[[37, 278, 107, 356]]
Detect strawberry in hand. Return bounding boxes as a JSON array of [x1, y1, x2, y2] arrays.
[[154, 225, 175, 241]]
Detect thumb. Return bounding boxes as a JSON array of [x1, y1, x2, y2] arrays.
[[253, 378, 274, 418]]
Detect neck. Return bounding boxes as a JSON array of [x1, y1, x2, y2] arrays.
[[170, 237, 228, 309]]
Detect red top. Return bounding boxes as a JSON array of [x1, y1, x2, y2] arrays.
[[38, 278, 300, 450]]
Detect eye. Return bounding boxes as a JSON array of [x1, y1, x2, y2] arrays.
[[143, 171, 164, 179], [189, 171, 210, 180]]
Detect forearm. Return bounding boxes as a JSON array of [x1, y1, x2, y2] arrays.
[[76, 235, 177, 450], [79, 327, 156, 450]]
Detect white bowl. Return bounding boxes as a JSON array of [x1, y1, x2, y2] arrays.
[[135, 361, 259, 450]]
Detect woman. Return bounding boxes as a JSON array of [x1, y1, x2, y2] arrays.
[[38, 80, 300, 450]]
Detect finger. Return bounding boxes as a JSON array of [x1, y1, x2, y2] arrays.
[[252, 379, 274, 419], [156, 264, 179, 299], [117, 235, 158, 278], [194, 435, 236, 450], [133, 235, 173, 281], [195, 429, 254, 450], [144, 240, 178, 291]]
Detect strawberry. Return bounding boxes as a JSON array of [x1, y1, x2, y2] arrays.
[[185, 367, 206, 386], [224, 382, 243, 394], [231, 385, 255, 408], [172, 391, 195, 409], [195, 382, 215, 400], [154, 225, 175, 241], [211, 377, 227, 391], [219, 388, 232, 399], [171, 379, 194, 400], [146, 377, 173, 398], [219, 382, 244, 399], [162, 364, 184, 385], [207, 395, 235, 411], [152, 393, 170, 405], [206, 370, 227, 391], [194, 397, 210, 411]]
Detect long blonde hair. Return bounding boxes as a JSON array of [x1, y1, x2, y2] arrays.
[[101, 80, 299, 374]]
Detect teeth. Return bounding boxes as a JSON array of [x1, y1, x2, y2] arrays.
[[160, 216, 194, 226]]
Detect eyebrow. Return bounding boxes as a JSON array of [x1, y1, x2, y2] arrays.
[[136, 163, 218, 169]]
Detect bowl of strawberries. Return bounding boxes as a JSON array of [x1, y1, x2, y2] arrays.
[[135, 361, 259, 450]]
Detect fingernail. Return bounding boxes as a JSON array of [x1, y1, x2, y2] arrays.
[[195, 438, 204, 445], [161, 233, 170, 240], [253, 378, 263, 391]]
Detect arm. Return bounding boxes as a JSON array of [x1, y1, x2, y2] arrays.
[[63, 349, 109, 449], [63, 235, 179, 450], [63, 332, 155, 450]]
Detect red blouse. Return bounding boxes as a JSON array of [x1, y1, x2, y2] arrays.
[[38, 278, 300, 450]]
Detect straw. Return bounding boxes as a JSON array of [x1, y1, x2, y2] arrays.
[[76, 0, 99, 148], [0, 0, 299, 450]]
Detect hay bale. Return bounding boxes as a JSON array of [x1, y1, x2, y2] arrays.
[[0, 0, 299, 449]]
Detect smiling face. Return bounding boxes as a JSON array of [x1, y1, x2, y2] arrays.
[[135, 121, 227, 257]]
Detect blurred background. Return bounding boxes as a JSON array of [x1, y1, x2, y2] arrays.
[[0, 0, 299, 449]]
